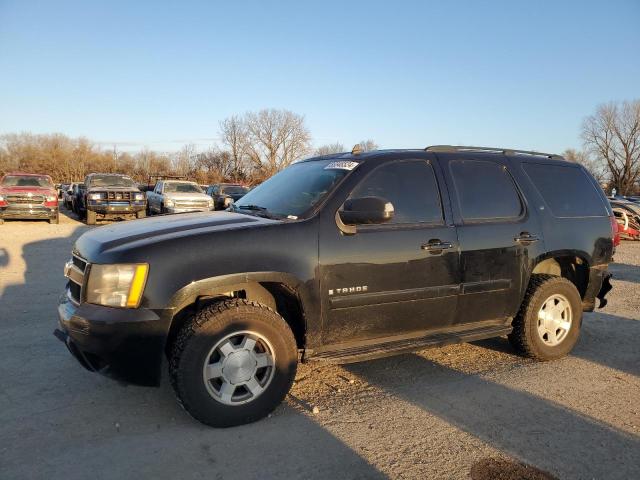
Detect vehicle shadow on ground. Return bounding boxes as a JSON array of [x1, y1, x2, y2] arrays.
[[473, 312, 640, 377], [0, 224, 385, 480], [345, 353, 640, 480], [609, 260, 640, 284]]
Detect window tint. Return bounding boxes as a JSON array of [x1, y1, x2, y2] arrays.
[[450, 160, 522, 221], [523, 163, 607, 217], [349, 160, 443, 224]]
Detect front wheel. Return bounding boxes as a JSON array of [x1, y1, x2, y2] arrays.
[[49, 211, 59, 224], [86, 210, 97, 225], [169, 299, 298, 427], [509, 274, 582, 361], [136, 210, 146, 219]]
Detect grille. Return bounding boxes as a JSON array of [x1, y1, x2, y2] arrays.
[[174, 200, 210, 209], [6, 194, 45, 204], [106, 191, 132, 200]]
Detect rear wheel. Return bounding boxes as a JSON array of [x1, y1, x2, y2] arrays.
[[169, 299, 298, 427], [86, 210, 97, 225], [509, 274, 582, 361]]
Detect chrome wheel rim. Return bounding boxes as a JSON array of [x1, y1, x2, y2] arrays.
[[202, 331, 275, 406], [537, 294, 572, 346]]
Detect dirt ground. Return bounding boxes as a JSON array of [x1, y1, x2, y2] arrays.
[[1, 209, 639, 479]]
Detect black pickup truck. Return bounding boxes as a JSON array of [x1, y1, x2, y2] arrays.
[[76, 173, 146, 224], [56, 145, 616, 427]]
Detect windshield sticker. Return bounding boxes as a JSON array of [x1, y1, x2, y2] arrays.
[[324, 161, 359, 171]]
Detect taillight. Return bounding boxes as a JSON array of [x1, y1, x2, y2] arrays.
[[610, 215, 620, 247]]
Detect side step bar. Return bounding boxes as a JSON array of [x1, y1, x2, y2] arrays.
[[307, 324, 513, 365]]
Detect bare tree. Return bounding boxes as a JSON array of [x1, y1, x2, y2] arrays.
[[563, 148, 609, 185], [245, 109, 311, 178], [582, 100, 640, 195], [314, 142, 345, 156], [219, 115, 249, 181], [357, 139, 378, 152]]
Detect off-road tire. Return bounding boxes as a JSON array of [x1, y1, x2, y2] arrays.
[[509, 274, 582, 361], [136, 210, 146, 219], [169, 299, 298, 427], [86, 210, 97, 225], [49, 212, 59, 224]]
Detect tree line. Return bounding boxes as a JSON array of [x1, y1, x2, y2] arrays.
[[1, 101, 638, 193], [0, 108, 376, 186]]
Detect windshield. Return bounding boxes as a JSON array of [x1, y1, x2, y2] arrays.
[[88, 175, 136, 188], [233, 159, 356, 218], [164, 182, 203, 193], [222, 185, 249, 195], [1, 175, 53, 188]]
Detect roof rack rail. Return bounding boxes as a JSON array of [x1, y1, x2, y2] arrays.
[[425, 145, 564, 160]]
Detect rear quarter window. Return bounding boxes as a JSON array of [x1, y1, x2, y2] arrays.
[[523, 163, 608, 217]]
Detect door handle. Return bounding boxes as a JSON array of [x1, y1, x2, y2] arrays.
[[514, 232, 540, 244], [421, 240, 453, 252]]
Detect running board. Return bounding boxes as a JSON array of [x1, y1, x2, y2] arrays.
[[307, 324, 513, 364]]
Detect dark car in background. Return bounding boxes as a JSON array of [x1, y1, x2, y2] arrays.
[[0, 173, 59, 224], [76, 173, 146, 225], [206, 183, 249, 210]]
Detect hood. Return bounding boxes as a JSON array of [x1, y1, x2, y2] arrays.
[[0, 185, 55, 195], [74, 211, 279, 260], [86, 185, 140, 192]]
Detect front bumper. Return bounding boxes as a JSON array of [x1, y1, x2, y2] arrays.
[[1, 205, 58, 219], [87, 202, 145, 216], [165, 206, 212, 214], [55, 290, 171, 386]]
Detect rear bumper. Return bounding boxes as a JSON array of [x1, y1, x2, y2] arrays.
[[0, 205, 58, 219], [55, 291, 171, 386]]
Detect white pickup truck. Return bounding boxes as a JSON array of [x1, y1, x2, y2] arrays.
[[146, 180, 214, 215]]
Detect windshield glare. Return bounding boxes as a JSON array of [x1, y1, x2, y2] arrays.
[[1, 175, 53, 188], [89, 175, 136, 188], [234, 160, 354, 218], [164, 182, 202, 193]]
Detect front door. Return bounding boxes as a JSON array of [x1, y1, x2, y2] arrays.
[[319, 158, 460, 345]]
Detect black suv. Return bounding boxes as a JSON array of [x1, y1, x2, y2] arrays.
[[77, 173, 146, 224], [55, 146, 616, 427], [206, 183, 250, 210]]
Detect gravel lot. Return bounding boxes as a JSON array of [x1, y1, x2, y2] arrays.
[[1, 210, 639, 479]]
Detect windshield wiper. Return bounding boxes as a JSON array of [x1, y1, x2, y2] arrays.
[[237, 204, 278, 219]]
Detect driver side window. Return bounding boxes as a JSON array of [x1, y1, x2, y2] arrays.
[[350, 160, 443, 225]]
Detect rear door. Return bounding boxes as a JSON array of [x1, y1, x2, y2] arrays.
[[439, 155, 545, 324], [319, 157, 461, 345]]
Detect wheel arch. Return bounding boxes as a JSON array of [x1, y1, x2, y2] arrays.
[[164, 272, 308, 355], [530, 250, 592, 300]]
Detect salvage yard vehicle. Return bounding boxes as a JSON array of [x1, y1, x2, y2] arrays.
[[76, 173, 146, 225], [610, 199, 640, 240], [146, 180, 214, 215], [0, 172, 59, 224], [55, 145, 616, 427], [206, 183, 249, 210]]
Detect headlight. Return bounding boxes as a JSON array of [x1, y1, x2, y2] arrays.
[[88, 193, 103, 200], [85, 264, 149, 308], [223, 197, 234, 206], [46, 195, 57, 202], [165, 199, 175, 207], [134, 193, 145, 201]]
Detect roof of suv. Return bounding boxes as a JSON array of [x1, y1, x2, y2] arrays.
[[303, 145, 571, 166]]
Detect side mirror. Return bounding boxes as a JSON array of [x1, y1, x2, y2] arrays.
[[339, 196, 394, 225]]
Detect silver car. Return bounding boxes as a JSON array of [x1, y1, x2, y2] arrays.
[[146, 180, 214, 214]]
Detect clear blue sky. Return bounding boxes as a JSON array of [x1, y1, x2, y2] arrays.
[[0, 0, 638, 154]]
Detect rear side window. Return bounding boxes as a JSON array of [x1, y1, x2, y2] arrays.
[[523, 164, 607, 217], [350, 160, 443, 224], [449, 159, 523, 221]]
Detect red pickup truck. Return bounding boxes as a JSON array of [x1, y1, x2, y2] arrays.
[[0, 172, 60, 224]]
